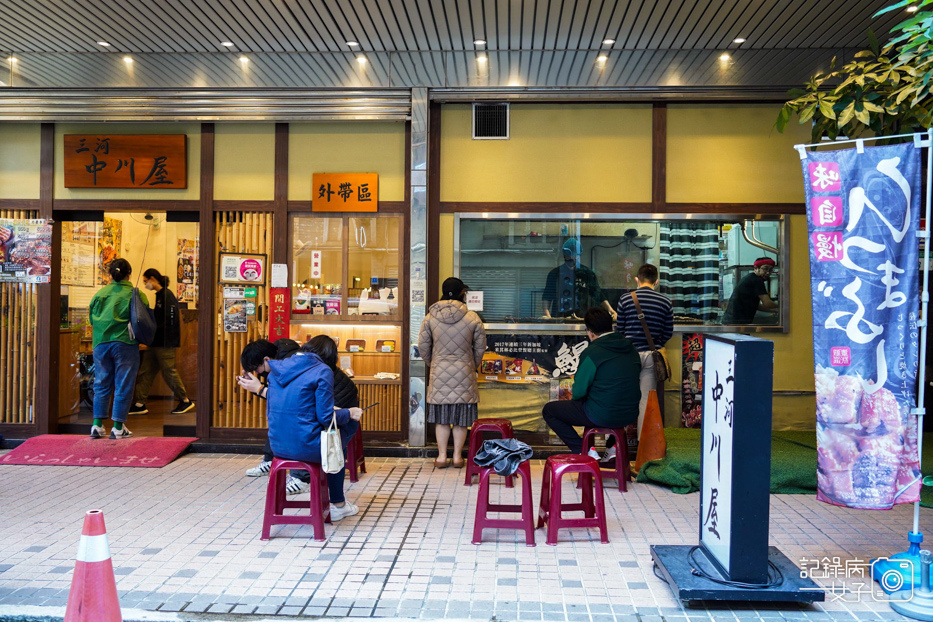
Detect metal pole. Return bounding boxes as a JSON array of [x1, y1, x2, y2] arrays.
[[408, 87, 428, 447], [795, 131, 930, 150], [913, 128, 932, 535]]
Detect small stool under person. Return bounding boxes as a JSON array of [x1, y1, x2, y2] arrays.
[[472, 460, 536, 547], [465, 418, 515, 488], [537, 454, 609, 546], [579, 427, 630, 493], [261, 458, 332, 541], [345, 426, 366, 483]]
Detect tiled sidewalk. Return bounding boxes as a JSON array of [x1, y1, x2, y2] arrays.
[[0, 450, 927, 621]]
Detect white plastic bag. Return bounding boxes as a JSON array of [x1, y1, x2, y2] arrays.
[[321, 413, 344, 474]]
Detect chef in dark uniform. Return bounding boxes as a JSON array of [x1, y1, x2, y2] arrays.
[[722, 257, 779, 324], [542, 238, 616, 321]]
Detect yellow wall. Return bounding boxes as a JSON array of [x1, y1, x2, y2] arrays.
[[54, 123, 201, 200], [288, 122, 406, 202], [440, 104, 653, 202], [214, 124, 275, 200], [0, 124, 41, 199], [666, 104, 811, 203]]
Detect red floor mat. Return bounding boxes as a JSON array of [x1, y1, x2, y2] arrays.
[[0, 434, 198, 467]]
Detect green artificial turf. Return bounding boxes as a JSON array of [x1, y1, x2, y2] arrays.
[[635, 428, 933, 506]]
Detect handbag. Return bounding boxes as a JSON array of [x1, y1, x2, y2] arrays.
[[321, 412, 345, 474], [631, 291, 671, 383], [128, 287, 157, 346]]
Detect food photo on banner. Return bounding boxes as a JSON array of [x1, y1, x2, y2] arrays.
[[801, 141, 922, 510], [0, 219, 53, 283]]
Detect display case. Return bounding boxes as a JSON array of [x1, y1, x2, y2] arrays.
[[289, 213, 406, 437]]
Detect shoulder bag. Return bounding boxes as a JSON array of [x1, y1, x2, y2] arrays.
[[631, 291, 671, 383], [128, 287, 157, 346], [321, 412, 345, 474]]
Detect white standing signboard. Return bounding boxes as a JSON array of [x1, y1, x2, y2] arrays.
[[700, 337, 735, 573]]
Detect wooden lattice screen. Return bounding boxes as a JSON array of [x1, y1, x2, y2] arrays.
[[0, 210, 38, 425], [212, 211, 273, 429]]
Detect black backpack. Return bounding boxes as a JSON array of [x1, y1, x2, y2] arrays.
[[128, 287, 157, 346]]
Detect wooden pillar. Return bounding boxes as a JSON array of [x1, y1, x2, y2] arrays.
[[652, 103, 667, 210], [426, 102, 442, 306], [273, 123, 288, 265], [35, 123, 60, 435], [196, 123, 214, 439]]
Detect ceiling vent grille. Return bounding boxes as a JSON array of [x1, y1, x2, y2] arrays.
[[472, 103, 510, 140]]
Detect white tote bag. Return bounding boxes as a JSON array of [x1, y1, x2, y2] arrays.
[[321, 412, 344, 474]]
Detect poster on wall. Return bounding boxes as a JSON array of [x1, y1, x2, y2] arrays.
[[61, 222, 97, 287], [482, 334, 589, 382], [219, 253, 265, 285], [800, 141, 922, 509], [681, 333, 704, 428], [98, 217, 122, 285], [269, 287, 290, 341], [0, 219, 52, 283], [223, 299, 248, 333], [176, 238, 199, 304]]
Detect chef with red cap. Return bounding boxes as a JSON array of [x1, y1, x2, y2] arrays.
[[722, 257, 779, 324]]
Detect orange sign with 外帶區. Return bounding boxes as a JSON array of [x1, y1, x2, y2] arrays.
[[64, 135, 187, 189], [312, 173, 378, 212]]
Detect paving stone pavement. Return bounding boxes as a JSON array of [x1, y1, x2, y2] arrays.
[[0, 450, 930, 621]]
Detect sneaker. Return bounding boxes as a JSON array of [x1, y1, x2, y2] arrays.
[[246, 461, 272, 477], [171, 400, 195, 414], [601, 446, 617, 463], [587, 447, 602, 461], [128, 403, 148, 415], [329, 502, 360, 521], [109, 426, 133, 440], [285, 476, 310, 495], [90, 425, 107, 439]]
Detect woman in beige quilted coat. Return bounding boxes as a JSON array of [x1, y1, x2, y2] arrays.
[[418, 277, 486, 468]]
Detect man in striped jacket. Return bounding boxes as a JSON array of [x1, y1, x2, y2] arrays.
[[614, 264, 674, 453]]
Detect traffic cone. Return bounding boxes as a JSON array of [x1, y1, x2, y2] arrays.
[[64, 509, 122, 622], [632, 390, 666, 475]]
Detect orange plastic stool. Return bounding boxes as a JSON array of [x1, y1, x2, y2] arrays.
[[465, 418, 515, 488], [537, 454, 609, 546], [261, 458, 331, 541]]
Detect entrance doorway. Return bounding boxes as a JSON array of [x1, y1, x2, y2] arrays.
[[57, 211, 199, 437]]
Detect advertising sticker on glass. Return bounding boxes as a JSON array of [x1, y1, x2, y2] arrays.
[[219, 253, 266, 285]]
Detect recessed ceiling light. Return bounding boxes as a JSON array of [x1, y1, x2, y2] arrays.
[[476, 54, 487, 63], [907, 5, 919, 11], [719, 53, 730, 61], [123, 56, 132, 63], [347, 41, 359, 47], [97, 41, 110, 47], [356, 55, 367, 64], [474, 39, 486, 46], [239, 56, 249, 63], [597, 54, 608, 62], [733, 37, 746, 44], [221, 41, 234, 47], [7, 56, 16, 63], [602, 38, 615, 45]]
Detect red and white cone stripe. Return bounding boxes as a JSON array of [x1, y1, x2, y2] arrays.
[[64, 509, 122, 622]]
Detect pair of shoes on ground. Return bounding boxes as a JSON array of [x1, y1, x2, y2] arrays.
[[90, 424, 133, 440], [129, 400, 195, 416], [587, 446, 618, 463], [247, 462, 359, 520]]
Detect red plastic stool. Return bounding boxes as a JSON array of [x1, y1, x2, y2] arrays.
[[536, 454, 609, 546], [345, 427, 366, 483], [472, 461, 535, 547], [579, 427, 630, 493], [465, 418, 515, 488], [261, 458, 331, 541]]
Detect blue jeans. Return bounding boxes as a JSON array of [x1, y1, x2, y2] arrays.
[[294, 419, 359, 504], [93, 342, 141, 424]]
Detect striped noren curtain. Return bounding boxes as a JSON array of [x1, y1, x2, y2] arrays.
[[659, 223, 721, 322]]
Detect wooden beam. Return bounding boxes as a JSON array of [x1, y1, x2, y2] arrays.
[[286, 200, 408, 213], [54, 199, 200, 211], [35, 123, 58, 435], [439, 201, 805, 215], [196, 123, 214, 441], [427, 102, 442, 306], [652, 103, 667, 209], [0, 199, 40, 210], [213, 200, 275, 212], [273, 123, 288, 265]]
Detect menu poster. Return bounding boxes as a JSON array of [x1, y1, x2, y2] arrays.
[[62, 225, 96, 287], [176, 238, 198, 304], [219, 253, 266, 285], [97, 217, 122, 285], [223, 299, 248, 333], [483, 333, 589, 381], [0, 219, 53, 284]]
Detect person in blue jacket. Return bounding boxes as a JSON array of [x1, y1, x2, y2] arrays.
[[244, 346, 364, 520]]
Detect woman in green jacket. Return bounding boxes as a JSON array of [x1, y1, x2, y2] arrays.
[[89, 258, 147, 439]]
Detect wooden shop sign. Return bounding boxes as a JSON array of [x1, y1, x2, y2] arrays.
[[312, 173, 377, 212], [64, 135, 187, 188]]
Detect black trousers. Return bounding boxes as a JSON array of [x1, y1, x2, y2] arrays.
[[542, 400, 616, 455]]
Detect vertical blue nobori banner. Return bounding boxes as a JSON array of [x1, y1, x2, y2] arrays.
[[801, 142, 922, 510]]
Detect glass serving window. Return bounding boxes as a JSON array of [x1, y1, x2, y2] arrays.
[[456, 215, 787, 331], [291, 216, 344, 316], [348, 216, 400, 316]]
